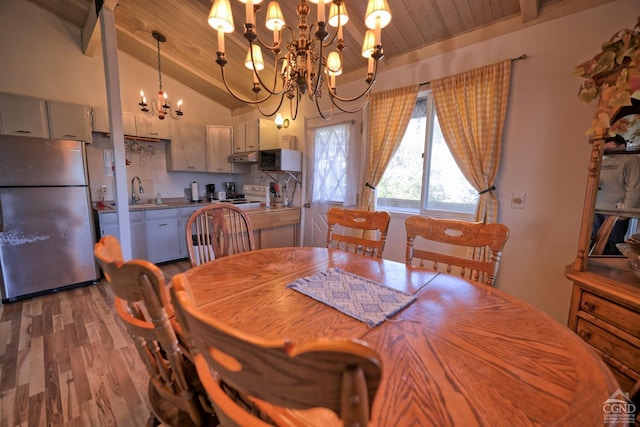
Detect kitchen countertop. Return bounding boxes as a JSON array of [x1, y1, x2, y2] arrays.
[[94, 198, 299, 214]]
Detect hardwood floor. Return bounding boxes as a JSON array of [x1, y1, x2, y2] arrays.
[[0, 260, 191, 427]]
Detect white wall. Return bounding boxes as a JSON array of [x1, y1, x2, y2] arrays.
[[2, 0, 639, 324]]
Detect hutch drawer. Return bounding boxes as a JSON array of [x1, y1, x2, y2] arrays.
[[580, 290, 640, 337], [575, 318, 640, 374]]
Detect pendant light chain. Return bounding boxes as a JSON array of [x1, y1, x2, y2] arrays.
[[156, 37, 163, 92]]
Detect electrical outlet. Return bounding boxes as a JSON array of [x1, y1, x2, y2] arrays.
[[511, 192, 526, 209]]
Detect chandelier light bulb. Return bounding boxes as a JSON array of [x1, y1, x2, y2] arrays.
[[275, 113, 284, 129], [245, 44, 265, 71], [328, 2, 348, 27], [361, 30, 376, 58], [265, 2, 285, 31], [365, 0, 392, 30]]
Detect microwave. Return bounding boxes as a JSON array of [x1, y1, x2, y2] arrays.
[[258, 149, 302, 172]]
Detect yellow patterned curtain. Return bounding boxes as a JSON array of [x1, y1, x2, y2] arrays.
[[359, 85, 419, 211], [431, 60, 511, 225]]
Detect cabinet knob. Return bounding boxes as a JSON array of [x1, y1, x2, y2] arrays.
[[583, 301, 595, 311], [578, 329, 591, 339]]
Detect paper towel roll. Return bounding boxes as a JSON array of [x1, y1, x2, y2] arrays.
[[191, 181, 199, 201]]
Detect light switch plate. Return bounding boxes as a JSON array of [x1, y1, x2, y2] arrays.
[[511, 192, 526, 209]]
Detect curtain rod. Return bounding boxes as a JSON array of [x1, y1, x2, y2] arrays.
[[419, 54, 527, 86]]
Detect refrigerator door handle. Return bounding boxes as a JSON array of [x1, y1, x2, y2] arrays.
[[0, 199, 3, 232]]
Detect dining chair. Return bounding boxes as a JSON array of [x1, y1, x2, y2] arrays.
[[170, 272, 383, 427], [326, 207, 391, 258], [94, 235, 215, 427], [186, 204, 256, 267], [405, 215, 509, 286]]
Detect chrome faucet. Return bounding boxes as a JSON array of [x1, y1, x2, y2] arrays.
[[131, 176, 144, 205]]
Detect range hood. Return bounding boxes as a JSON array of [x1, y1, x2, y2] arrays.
[[228, 151, 257, 163]]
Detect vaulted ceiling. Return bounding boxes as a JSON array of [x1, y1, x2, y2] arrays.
[[26, 0, 616, 113]]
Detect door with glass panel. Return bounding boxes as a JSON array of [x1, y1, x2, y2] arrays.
[[303, 115, 361, 247]]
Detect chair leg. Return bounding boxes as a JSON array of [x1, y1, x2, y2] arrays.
[[146, 413, 161, 427]]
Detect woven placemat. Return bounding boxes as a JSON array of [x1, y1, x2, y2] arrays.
[[286, 267, 416, 327]]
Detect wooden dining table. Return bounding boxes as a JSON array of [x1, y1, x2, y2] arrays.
[[178, 247, 620, 426]]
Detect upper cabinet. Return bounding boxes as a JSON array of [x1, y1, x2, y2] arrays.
[[0, 93, 92, 141], [135, 114, 171, 139], [92, 108, 137, 136], [0, 93, 50, 138], [207, 125, 249, 174], [167, 121, 207, 172], [47, 100, 92, 142], [233, 118, 277, 153]]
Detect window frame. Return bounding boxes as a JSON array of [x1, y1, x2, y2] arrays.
[[376, 90, 477, 221]]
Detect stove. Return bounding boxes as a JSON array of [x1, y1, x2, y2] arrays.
[[243, 184, 271, 207]]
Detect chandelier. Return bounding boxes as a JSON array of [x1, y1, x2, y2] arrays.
[[138, 31, 184, 120], [207, 0, 391, 120]]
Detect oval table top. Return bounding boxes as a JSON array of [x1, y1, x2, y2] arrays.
[[179, 247, 619, 426]]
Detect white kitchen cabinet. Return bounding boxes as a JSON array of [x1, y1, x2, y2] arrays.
[[206, 125, 249, 174], [47, 100, 92, 142], [0, 92, 49, 138], [233, 118, 277, 153], [145, 208, 181, 263], [95, 211, 147, 259], [92, 109, 137, 136], [180, 206, 202, 258], [130, 211, 148, 259], [135, 114, 171, 139], [167, 121, 206, 172]]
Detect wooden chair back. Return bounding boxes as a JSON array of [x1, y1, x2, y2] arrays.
[[405, 216, 509, 286], [186, 204, 255, 267], [171, 273, 383, 427], [326, 208, 391, 258], [94, 235, 210, 426]]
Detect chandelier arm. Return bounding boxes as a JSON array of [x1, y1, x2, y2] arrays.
[[328, 92, 371, 114], [254, 35, 282, 55], [289, 90, 301, 121], [257, 92, 286, 118], [219, 66, 274, 105], [325, 61, 379, 103], [315, 94, 335, 121]]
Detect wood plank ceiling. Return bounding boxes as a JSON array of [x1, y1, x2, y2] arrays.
[[25, 0, 617, 113]]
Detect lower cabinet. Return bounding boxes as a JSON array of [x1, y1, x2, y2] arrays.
[[566, 264, 640, 393], [95, 211, 147, 259], [258, 225, 296, 248], [145, 208, 182, 263], [96, 206, 301, 264], [180, 206, 202, 259], [246, 208, 300, 249]]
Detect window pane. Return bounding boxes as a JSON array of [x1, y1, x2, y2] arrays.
[[425, 115, 478, 213], [377, 114, 425, 209], [377, 93, 478, 215], [312, 124, 350, 203]]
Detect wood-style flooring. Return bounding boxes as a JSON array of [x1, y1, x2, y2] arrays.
[[0, 260, 191, 427]]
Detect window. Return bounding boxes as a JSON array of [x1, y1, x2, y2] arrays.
[[377, 92, 478, 217], [305, 116, 360, 206]]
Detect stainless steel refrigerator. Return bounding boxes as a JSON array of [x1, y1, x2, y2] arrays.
[[0, 136, 99, 302]]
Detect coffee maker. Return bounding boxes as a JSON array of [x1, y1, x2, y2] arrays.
[[223, 181, 237, 199], [206, 184, 216, 202]]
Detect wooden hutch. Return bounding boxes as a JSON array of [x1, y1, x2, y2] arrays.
[[565, 19, 640, 393]]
